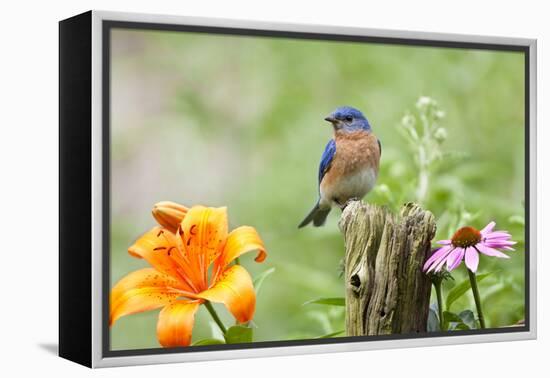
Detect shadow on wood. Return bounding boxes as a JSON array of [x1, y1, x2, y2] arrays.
[[339, 201, 436, 336]]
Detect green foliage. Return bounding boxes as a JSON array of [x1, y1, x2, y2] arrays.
[[446, 272, 494, 311], [224, 325, 254, 344], [316, 330, 344, 338], [192, 338, 226, 346], [399, 97, 451, 204], [442, 310, 477, 331], [253, 267, 276, 295], [303, 297, 345, 306], [459, 310, 477, 329], [302, 297, 345, 336]]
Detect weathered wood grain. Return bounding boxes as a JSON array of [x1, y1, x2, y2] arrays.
[[339, 201, 435, 336]]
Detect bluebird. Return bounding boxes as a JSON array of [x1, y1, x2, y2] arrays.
[[298, 106, 381, 228]]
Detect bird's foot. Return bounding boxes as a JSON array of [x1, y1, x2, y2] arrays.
[[346, 197, 361, 207], [336, 197, 361, 211]]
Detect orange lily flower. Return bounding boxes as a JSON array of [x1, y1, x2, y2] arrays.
[[110, 202, 267, 347]]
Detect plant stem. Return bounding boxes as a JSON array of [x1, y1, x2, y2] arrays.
[[204, 301, 227, 334], [416, 146, 429, 203], [467, 270, 486, 329], [433, 279, 445, 331]]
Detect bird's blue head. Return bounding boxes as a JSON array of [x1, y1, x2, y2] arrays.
[[324, 106, 371, 132]]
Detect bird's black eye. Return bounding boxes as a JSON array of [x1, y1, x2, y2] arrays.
[[345, 116, 353, 122]]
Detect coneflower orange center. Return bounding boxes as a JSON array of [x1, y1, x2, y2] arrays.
[[451, 226, 481, 248]]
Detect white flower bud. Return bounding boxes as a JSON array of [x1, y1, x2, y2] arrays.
[[416, 96, 433, 109], [434, 127, 448, 142], [377, 184, 390, 195], [401, 114, 415, 128]]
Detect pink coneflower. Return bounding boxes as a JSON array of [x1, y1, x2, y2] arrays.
[[423, 221, 516, 273]]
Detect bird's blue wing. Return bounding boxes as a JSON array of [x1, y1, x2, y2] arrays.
[[318, 139, 336, 184]]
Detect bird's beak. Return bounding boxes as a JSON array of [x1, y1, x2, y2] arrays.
[[324, 116, 337, 123]]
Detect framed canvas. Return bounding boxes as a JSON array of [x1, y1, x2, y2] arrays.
[[59, 10, 537, 368]]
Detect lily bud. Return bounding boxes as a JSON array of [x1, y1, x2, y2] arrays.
[[152, 201, 188, 233]]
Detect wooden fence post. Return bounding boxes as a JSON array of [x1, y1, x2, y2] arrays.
[[339, 201, 436, 336]]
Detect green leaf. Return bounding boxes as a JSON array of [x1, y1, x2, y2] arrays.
[[458, 310, 477, 329], [224, 325, 253, 344], [316, 330, 344, 338], [253, 267, 275, 295], [443, 311, 462, 323], [303, 297, 345, 306], [445, 272, 493, 310], [443, 311, 469, 331], [427, 307, 440, 332], [449, 322, 470, 331], [192, 338, 226, 346]]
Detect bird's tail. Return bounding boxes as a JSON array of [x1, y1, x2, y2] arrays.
[[298, 200, 331, 228]]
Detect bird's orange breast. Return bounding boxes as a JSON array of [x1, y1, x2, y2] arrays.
[[319, 130, 381, 205], [331, 130, 380, 175]]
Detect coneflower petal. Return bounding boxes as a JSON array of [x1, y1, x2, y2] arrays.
[[446, 248, 465, 271], [485, 231, 511, 240], [476, 244, 510, 258], [480, 221, 496, 235], [423, 246, 453, 272], [464, 247, 479, 272]]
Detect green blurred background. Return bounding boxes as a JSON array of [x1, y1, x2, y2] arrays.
[[109, 28, 525, 350]]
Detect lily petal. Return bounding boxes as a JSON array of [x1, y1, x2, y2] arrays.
[[157, 300, 201, 347], [464, 246, 479, 272], [128, 227, 197, 291], [198, 265, 256, 323], [217, 226, 267, 272], [180, 206, 228, 287], [110, 268, 187, 326]]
